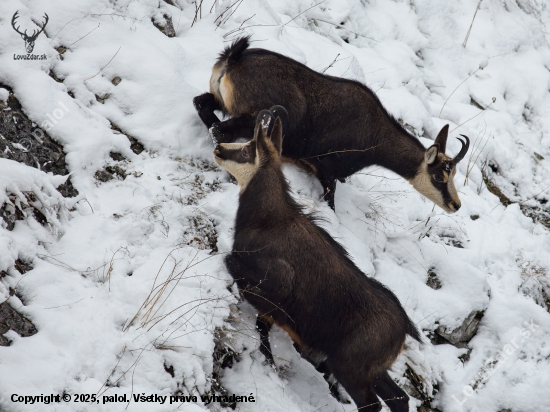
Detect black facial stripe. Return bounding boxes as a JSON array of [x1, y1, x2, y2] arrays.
[[431, 180, 453, 204]]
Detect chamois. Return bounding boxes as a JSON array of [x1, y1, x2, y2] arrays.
[[215, 108, 421, 412], [194, 36, 470, 211]]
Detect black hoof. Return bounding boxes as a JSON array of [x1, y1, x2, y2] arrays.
[[193, 93, 216, 110]]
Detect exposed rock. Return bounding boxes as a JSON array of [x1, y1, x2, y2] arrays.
[[109, 152, 126, 162], [520, 204, 550, 229], [153, 14, 176, 37], [0, 301, 38, 346], [110, 122, 145, 154], [111, 76, 122, 86], [208, 327, 240, 409], [436, 311, 484, 345], [0, 84, 78, 197], [95, 94, 110, 104], [95, 165, 127, 183], [404, 364, 441, 412], [426, 268, 442, 290], [1, 191, 58, 231]]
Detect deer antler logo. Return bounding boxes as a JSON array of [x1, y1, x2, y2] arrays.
[[11, 11, 49, 54]]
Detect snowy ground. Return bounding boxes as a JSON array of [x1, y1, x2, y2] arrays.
[[1, 0, 550, 411]]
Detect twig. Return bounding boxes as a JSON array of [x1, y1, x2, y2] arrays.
[[191, 0, 205, 27], [464, 127, 490, 186], [58, 23, 100, 53], [451, 97, 496, 132], [322, 53, 340, 73], [519, 184, 550, 205], [439, 66, 484, 118], [301, 144, 380, 160], [84, 47, 122, 81], [49, 18, 76, 44], [463, 0, 483, 48], [281, 0, 327, 31], [314, 19, 380, 42], [223, 14, 256, 38]]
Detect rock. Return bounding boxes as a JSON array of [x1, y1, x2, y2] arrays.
[[426, 269, 442, 290], [0, 84, 78, 198], [0, 301, 38, 346], [153, 14, 176, 37], [436, 311, 484, 345]]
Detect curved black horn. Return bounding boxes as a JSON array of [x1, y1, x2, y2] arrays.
[[268, 105, 288, 118], [267, 105, 288, 136], [255, 109, 276, 127], [451, 135, 470, 165]]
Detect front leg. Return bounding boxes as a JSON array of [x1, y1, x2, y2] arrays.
[[211, 114, 255, 144], [193, 93, 222, 129]]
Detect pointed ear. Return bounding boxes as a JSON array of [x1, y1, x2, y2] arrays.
[[434, 124, 449, 154], [425, 144, 439, 165], [269, 117, 283, 156]]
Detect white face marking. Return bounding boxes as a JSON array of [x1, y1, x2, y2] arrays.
[[214, 142, 259, 192], [408, 161, 461, 213]]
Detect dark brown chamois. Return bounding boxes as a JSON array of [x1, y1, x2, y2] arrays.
[[214, 108, 421, 412], [195, 36, 470, 211]]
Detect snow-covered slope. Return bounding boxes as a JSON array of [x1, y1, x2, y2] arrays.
[[1, 0, 550, 411]]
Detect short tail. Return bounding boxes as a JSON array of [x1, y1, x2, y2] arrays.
[[407, 319, 422, 343], [218, 36, 250, 64]]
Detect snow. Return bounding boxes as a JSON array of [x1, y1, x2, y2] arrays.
[[1, 0, 550, 411]]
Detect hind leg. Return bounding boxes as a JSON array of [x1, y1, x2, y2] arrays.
[[319, 175, 337, 211], [256, 315, 275, 366], [373, 372, 409, 412], [326, 357, 383, 412]]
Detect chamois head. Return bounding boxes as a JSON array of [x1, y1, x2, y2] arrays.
[[410, 125, 470, 213], [214, 106, 284, 190]]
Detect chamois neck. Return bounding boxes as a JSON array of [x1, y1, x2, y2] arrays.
[[236, 163, 300, 230], [376, 128, 426, 180]]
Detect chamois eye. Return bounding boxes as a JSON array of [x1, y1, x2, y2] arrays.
[[241, 147, 250, 158], [434, 174, 444, 183]]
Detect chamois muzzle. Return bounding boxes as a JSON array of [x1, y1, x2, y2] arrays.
[[451, 135, 470, 165]]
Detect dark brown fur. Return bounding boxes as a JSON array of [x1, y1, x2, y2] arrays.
[[194, 37, 469, 211], [217, 111, 421, 412]]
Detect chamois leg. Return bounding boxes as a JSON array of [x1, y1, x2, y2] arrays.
[[373, 372, 410, 412], [289, 342, 349, 404], [314, 360, 350, 404], [318, 175, 337, 211], [326, 358, 382, 412], [211, 114, 255, 143], [256, 315, 275, 367], [193, 93, 222, 129]]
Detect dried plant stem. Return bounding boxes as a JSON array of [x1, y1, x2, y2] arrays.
[[322, 53, 341, 73], [280, 0, 326, 32], [463, 0, 483, 48], [85, 47, 121, 81], [464, 127, 491, 186], [451, 97, 495, 132], [439, 67, 481, 118]]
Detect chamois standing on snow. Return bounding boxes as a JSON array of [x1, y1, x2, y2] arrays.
[[194, 36, 470, 211], [215, 108, 421, 412]]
